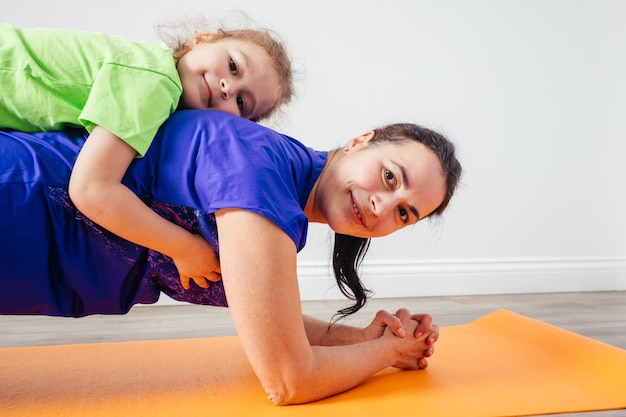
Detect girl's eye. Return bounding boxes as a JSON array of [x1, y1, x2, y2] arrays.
[[236, 95, 244, 110], [398, 206, 409, 222], [384, 169, 396, 186], [229, 59, 238, 74]]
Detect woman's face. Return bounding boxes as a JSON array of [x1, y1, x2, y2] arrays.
[[310, 132, 447, 238], [177, 38, 281, 121]]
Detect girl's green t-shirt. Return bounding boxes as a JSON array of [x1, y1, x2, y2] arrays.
[[0, 23, 182, 156]]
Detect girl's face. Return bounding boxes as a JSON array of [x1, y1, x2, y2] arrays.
[[177, 38, 281, 121], [308, 133, 447, 238]]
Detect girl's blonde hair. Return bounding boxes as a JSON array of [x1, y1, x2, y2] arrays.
[[158, 18, 293, 122]]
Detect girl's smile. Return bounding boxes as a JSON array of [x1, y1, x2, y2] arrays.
[[177, 38, 280, 120]]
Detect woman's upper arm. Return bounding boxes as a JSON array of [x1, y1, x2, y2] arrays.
[[215, 209, 312, 393]]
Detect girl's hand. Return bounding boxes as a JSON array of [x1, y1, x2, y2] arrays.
[[172, 234, 222, 289]]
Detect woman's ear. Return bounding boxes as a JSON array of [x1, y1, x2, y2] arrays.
[[344, 131, 375, 152]]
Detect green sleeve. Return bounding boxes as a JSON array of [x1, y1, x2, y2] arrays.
[[79, 63, 182, 156]]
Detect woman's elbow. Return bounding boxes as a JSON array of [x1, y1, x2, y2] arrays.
[[264, 386, 290, 406], [261, 369, 313, 406], [263, 382, 305, 406]]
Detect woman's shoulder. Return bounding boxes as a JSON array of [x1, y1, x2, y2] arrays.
[[154, 110, 324, 250], [163, 110, 301, 151], [163, 110, 326, 176]]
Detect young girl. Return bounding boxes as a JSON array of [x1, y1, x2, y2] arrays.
[[0, 22, 293, 290]]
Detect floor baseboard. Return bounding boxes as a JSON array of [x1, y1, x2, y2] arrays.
[[154, 257, 626, 305], [297, 257, 626, 300]]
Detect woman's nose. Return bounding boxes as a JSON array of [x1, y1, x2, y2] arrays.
[[370, 194, 394, 218]]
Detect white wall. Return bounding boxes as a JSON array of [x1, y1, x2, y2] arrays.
[[6, 0, 625, 301]]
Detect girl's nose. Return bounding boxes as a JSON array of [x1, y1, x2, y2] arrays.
[[220, 79, 232, 99]]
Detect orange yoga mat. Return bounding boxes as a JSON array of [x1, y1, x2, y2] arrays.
[[1, 309, 625, 417]]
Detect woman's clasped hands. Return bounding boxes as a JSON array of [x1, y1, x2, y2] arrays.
[[363, 308, 439, 370]]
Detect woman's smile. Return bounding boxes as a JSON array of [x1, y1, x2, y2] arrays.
[[350, 192, 365, 227]]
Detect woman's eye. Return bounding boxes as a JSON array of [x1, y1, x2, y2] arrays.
[[229, 59, 238, 74], [398, 206, 408, 222], [236, 95, 244, 110]]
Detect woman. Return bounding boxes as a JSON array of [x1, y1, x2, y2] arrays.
[[0, 110, 461, 405]]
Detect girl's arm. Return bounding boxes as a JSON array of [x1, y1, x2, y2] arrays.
[[216, 208, 434, 405], [68, 126, 220, 288]]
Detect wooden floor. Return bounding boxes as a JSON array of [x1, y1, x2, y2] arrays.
[[2, 290, 625, 416]]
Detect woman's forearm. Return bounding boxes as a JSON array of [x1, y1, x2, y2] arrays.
[[273, 338, 395, 404], [302, 314, 365, 346], [267, 317, 426, 405]]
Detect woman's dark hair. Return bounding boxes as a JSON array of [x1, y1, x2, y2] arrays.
[[332, 123, 462, 320], [332, 234, 371, 318]]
